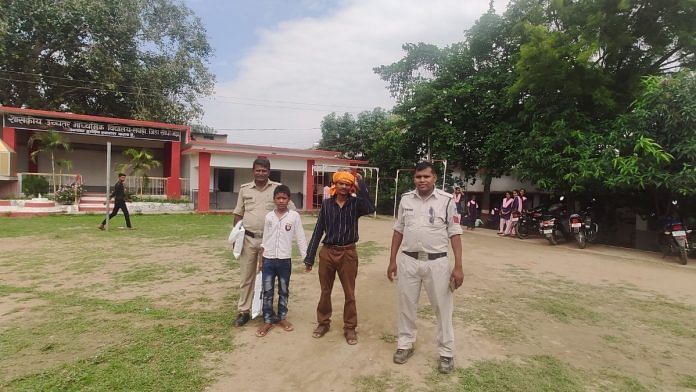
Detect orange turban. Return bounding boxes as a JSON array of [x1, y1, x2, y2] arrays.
[[329, 172, 356, 196]]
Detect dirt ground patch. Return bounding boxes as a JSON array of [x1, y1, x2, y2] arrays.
[[1, 215, 695, 391]]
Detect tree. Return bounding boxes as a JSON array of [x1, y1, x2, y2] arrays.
[[0, 0, 214, 124], [608, 72, 696, 214], [28, 130, 71, 194], [318, 108, 395, 161], [509, 0, 695, 193], [116, 148, 161, 196], [55, 159, 73, 187]]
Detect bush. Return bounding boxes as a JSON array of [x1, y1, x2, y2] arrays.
[[53, 184, 85, 205], [22, 175, 49, 197]]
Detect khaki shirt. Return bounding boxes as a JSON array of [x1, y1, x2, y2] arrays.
[[233, 181, 296, 233], [393, 188, 463, 253]]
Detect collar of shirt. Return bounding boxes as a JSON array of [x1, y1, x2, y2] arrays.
[[251, 180, 273, 191], [413, 189, 437, 201]]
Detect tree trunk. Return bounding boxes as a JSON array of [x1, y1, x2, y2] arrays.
[[482, 171, 493, 217], [51, 152, 56, 194]]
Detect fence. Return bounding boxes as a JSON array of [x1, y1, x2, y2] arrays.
[[18, 172, 79, 196]]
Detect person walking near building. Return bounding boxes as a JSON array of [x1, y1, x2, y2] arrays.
[[387, 161, 463, 374], [304, 171, 375, 345], [232, 157, 295, 327], [255, 185, 308, 338], [98, 173, 132, 230], [466, 195, 479, 230]]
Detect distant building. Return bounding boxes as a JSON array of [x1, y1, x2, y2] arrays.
[[0, 106, 362, 212]]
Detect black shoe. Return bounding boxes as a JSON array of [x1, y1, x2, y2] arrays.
[[234, 312, 251, 327], [393, 348, 415, 364], [438, 356, 454, 374]]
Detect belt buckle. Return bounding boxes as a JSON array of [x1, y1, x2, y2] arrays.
[[417, 252, 428, 261]]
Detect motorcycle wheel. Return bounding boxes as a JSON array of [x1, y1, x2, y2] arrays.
[[576, 231, 586, 249], [517, 225, 529, 239], [679, 249, 688, 265]]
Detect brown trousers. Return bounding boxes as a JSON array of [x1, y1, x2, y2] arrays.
[[316, 244, 359, 330]]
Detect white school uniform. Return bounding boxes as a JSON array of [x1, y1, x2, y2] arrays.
[[261, 209, 308, 259]]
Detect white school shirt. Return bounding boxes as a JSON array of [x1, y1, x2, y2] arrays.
[[262, 209, 308, 259]]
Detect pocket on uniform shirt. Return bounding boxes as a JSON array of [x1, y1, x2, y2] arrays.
[[403, 211, 417, 226]]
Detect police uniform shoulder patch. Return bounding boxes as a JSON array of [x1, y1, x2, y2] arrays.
[[436, 189, 454, 198], [402, 190, 416, 197], [240, 182, 254, 189]]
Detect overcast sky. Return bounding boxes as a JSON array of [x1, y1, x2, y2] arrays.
[[184, 0, 506, 149]]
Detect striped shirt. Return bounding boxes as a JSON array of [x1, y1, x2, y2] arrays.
[[304, 180, 375, 266]]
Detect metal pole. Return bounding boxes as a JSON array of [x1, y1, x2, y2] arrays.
[[442, 159, 447, 190], [393, 169, 400, 219], [104, 142, 111, 231], [373, 168, 379, 218]]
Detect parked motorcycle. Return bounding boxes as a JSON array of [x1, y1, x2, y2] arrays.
[[540, 199, 571, 245], [658, 218, 692, 265], [568, 206, 599, 249], [517, 206, 545, 239], [486, 207, 501, 230]]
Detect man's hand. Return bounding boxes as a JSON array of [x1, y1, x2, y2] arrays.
[[257, 261, 263, 273], [450, 266, 464, 289], [387, 261, 397, 282], [304, 263, 313, 273]]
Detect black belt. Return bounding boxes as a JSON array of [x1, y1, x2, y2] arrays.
[[402, 251, 447, 261], [324, 243, 356, 250], [245, 230, 260, 238]]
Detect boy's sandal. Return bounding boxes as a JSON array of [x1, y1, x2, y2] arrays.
[[312, 325, 330, 338], [344, 329, 358, 345], [255, 323, 273, 338], [278, 319, 294, 332]]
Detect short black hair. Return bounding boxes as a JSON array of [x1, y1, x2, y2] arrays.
[[253, 156, 271, 170], [414, 161, 436, 175], [118, 173, 127, 177], [274, 184, 291, 198]]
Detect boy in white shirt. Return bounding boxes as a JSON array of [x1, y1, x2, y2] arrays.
[[256, 185, 308, 337]]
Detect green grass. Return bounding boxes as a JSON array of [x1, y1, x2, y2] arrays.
[[0, 214, 232, 241], [115, 265, 170, 284], [431, 355, 584, 392], [0, 215, 238, 391], [354, 371, 412, 392], [679, 374, 696, 388]]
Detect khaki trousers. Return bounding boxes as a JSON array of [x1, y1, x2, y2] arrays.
[[396, 252, 455, 357], [316, 245, 359, 330], [237, 235, 263, 312]]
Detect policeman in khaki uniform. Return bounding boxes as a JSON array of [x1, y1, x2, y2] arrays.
[[233, 157, 295, 327], [387, 161, 463, 374]]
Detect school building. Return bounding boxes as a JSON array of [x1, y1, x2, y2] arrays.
[[0, 106, 364, 212]]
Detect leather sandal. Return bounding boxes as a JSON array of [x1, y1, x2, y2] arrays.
[[344, 329, 358, 345], [312, 324, 329, 338]]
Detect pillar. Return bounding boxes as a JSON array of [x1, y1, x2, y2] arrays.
[[2, 127, 16, 150], [165, 141, 181, 199], [197, 152, 211, 212], [305, 159, 315, 211]]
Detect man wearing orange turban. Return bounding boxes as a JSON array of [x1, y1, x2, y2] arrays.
[[305, 170, 374, 345]]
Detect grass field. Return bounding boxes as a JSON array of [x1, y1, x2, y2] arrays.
[[2, 215, 696, 391]]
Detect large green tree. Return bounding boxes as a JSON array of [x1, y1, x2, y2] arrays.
[[28, 130, 71, 194], [0, 0, 214, 123]]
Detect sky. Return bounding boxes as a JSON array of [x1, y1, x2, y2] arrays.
[[183, 0, 505, 149]]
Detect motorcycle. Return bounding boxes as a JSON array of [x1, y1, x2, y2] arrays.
[[658, 218, 692, 265], [540, 198, 571, 245], [568, 206, 599, 249], [486, 207, 501, 230], [517, 206, 545, 239]]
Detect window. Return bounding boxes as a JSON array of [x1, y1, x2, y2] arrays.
[[270, 170, 281, 183], [216, 168, 234, 192]]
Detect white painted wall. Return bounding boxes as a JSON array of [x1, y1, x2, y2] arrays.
[[450, 169, 543, 193], [33, 147, 164, 186]]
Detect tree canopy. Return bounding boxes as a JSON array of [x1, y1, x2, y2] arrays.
[[0, 0, 214, 124]]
